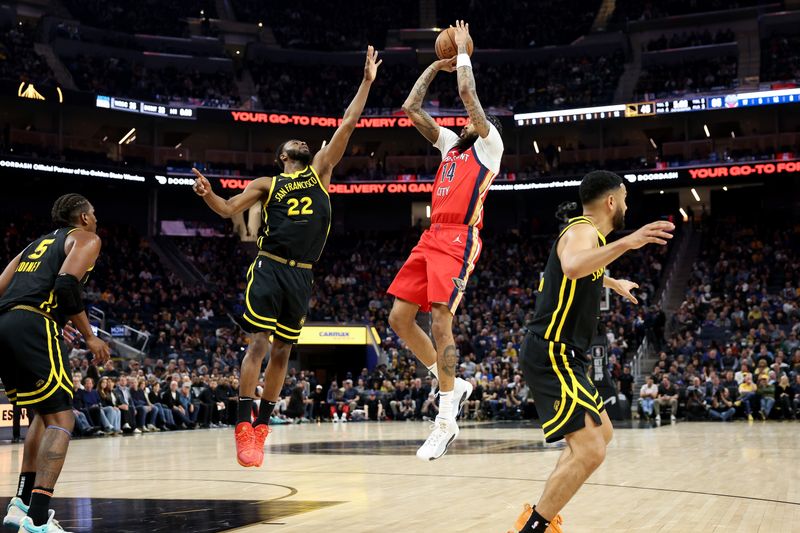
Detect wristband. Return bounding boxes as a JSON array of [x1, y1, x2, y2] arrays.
[[456, 53, 472, 68]]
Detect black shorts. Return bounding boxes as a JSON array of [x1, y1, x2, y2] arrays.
[[0, 308, 73, 414], [520, 332, 604, 443], [240, 255, 313, 344]]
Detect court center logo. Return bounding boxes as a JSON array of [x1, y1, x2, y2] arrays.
[[452, 277, 467, 292]]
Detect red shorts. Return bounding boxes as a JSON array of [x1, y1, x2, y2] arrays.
[[387, 223, 482, 313]]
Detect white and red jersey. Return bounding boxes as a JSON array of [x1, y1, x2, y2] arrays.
[[430, 123, 504, 230]]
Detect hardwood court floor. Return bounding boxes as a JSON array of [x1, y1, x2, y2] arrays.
[[1, 419, 798, 532]]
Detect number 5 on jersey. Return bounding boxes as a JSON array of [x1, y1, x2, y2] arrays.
[[287, 197, 314, 216], [28, 239, 55, 259]]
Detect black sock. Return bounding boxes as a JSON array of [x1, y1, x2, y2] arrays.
[[254, 401, 276, 427], [522, 507, 550, 533], [237, 397, 254, 424], [28, 487, 53, 526], [16, 472, 35, 506]]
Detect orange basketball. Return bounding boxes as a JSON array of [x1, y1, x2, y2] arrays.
[[435, 27, 473, 59]]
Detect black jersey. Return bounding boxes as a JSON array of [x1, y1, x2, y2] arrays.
[[0, 227, 91, 326], [257, 165, 332, 263], [528, 216, 607, 353]]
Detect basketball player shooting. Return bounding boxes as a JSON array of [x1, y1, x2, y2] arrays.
[[507, 171, 674, 532], [388, 21, 504, 460], [190, 46, 381, 469]]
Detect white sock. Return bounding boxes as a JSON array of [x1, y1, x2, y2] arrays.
[[427, 362, 439, 379], [438, 391, 454, 420]]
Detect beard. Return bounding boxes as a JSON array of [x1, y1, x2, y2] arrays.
[[453, 132, 479, 152], [612, 207, 625, 231], [284, 148, 311, 166]]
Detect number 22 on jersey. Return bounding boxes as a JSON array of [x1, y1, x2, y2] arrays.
[[287, 197, 314, 216]]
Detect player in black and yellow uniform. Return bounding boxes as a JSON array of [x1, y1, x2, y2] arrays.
[[507, 172, 675, 533], [191, 46, 381, 468], [0, 194, 110, 532]]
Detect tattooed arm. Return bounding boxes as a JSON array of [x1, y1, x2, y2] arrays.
[[452, 20, 490, 138], [401, 58, 456, 143]]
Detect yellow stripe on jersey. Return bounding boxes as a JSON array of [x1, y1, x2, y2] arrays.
[[543, 276, 568, 339], [468, 170, 495, 227]]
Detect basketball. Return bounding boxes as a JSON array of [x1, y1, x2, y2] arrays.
[[435, 27, 473, 59]]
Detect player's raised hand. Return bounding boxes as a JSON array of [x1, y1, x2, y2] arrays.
[[191, 168, 211, 197], [364, 45, 382, 82], [452, 20, 471, 49], [625, 221, 675, 250], [612, 279, 640, 304], [86, 335, 111, 365], [432, 57, 457, 73]]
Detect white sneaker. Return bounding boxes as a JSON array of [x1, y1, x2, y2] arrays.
[[332, 414, 340, 423], [655, 414, 661, 423], [3, 497, 28, 528], [670, 414, 677, 423], [18, 510, 70, 532], [416, 416, 459, 461], [133, 428, 142, 434], [454, 378, 473, 418], [341, 415, 347, 423]]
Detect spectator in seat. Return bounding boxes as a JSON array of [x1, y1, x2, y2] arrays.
[[709, 388, 736, 422], [774, 375, 795, 420], [685, 377, 707, 420], [178, 382, 201, 426], [389, 381, 410, 420], [756, 374, 775, 420], [76, 377, 117, 434], [147, 381, 176, 429], [113, 375, 138, 433], [639, 375, 658, 420], [342, 379, 360, 413], [285, 385, 307, 422], [162, 380, 194, 428], [738, 373, 758, 421], [365, 390, 383, 421], [131, 378, 159, 431], [97, 376, 123, 434], [420, 391, 439, 420], [310, 384, 327, 421], [655, 375, 678, 423]]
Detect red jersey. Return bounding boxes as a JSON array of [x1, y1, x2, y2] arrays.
[[430, 124, 504, 230]]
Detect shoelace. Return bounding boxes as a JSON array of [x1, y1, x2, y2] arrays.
[[424, 420, 449, 448]]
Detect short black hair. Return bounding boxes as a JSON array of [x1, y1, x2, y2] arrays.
[[487, 115, 503, 136], [275, 141, 288, 170], [579, 170, 623, 205], [51, 194, 90, 226]]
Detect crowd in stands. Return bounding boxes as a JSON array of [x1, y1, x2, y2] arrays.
[[632, 218, 800, 422], [63, 54, 240, 108], [612, 0, 774, 23], [252, 51, 625, 115], [436, 0, 601, 48], [60, 0, 216, 38], [635, 56, 738, 99], [233, 0, 417, 50], [644, 29, 736, 52], [761, 35, 800, 83], [0, 21, 54, 86]]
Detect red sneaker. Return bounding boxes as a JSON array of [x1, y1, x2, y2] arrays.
[[235, 422, 258, 467], [252, 424, 271, 467]]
